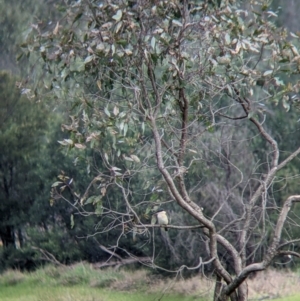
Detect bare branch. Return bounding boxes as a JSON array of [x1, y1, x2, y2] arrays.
[[31, 246, 65, 266], [277, 250, 300, 258]]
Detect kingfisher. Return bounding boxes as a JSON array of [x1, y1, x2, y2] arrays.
[[156, 210, 168, 231]]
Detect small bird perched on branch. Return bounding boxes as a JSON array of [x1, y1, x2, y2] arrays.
[[156, 210, 168, 231]]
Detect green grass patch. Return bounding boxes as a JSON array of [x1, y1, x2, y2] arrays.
[[2, 283, 298, 301], [273, 295, 300, 301], [0, 264, 204, 301], [0, 282, 200, 301]]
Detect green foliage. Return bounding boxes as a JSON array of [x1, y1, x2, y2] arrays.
[[27, 229, 83, 265], [0, 70, 106, 269], [0, 246, 37, 272], [0, 71, 49, 248], [23, 0, 300, 174], [1, 0, 68, 70]]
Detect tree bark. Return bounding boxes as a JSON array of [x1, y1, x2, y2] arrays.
[[0, 225, 15, 248]]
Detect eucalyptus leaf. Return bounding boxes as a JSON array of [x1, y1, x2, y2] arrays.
[[84, 55, 94, 64], [52, 181, 63, 187], [104, 107, 111, 117], [70, 214, 74, 229], [151, 214, 157, 225], [112, 10, 122, 21], [263, 70, 273, 76], [70, 57, 85, 72], [130, 154, 140, 163], [172, 19, 183, 27], [95, 202, 103, 216]]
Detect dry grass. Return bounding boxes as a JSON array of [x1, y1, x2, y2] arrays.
[[109, 268, 211, 296], [0, 269, 25, 286], [86, 266, 300, 301], [145, 269, 300, 300], [247, 269, 300, 300], [110, 269, 152, 291], [148, 274, 214, 299]]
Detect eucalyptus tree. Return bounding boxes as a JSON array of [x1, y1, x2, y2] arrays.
[[23, 0, 300, 300], [0, 0, 66, 73]]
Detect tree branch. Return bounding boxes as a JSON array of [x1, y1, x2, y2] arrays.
[[224, 195, 300, 296], [150, 116, 232, 284]]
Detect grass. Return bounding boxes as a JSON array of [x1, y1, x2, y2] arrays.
[[0, 264, 203, 301], [0, 284, 199, 301], [273, 296, 300, 301], [246, 268, 300, 300], [0, 263, 299, 301]]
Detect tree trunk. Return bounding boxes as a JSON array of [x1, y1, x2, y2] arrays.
[[17, 228, 24, 248], [237, 282, 248, 301], [214, 275, 248, 301], [0, 225, 15, 248], [214, 274, 233, 301], [214, 274, 228, 301]]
